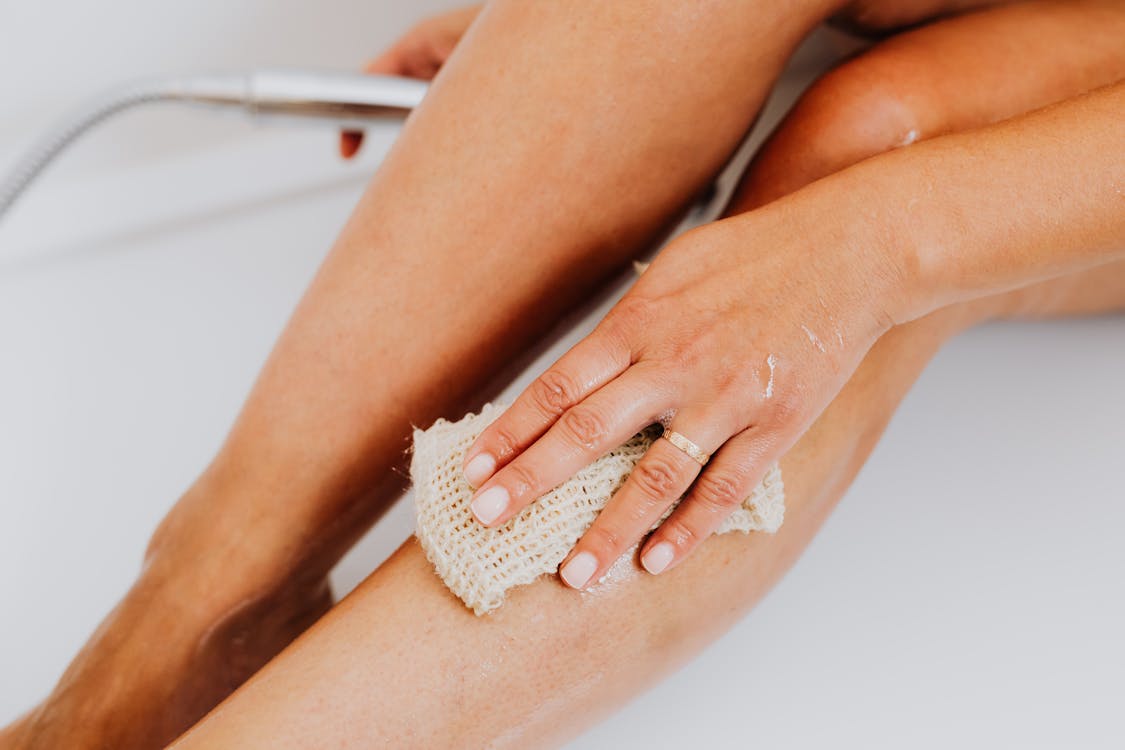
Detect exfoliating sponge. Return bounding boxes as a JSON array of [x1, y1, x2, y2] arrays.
[[411, 402, 785, 615]]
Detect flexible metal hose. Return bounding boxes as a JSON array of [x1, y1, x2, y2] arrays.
[[0, 81, 181, 221], [0, 71, 426, 224]]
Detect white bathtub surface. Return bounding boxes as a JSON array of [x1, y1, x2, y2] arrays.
[[2, 74, 1124, 750]]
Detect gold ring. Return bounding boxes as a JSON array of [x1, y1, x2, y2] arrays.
[[661, 428, 710, 466]]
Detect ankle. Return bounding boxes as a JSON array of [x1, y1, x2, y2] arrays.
[[143, 467, 313, 613], [136, 469, 340, 670], [10, 558, 333, 750], [0, 715, 31, 750]]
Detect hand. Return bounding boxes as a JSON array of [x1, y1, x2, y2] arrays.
[[339, 4, 481, 158], [462, 200, 905, 588]]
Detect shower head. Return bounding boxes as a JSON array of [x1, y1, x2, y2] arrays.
[[182, 69, 428, 125], [0, 69, 429, 223]]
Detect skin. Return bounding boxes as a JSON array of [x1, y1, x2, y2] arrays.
[[2, 1, 855, 746], [466, 11, 1125, 588], [174, 164, 1125, 750], [0, 0, 1116, 746], [157, 1, 1125, 746], [337, 4, 482, 160], [333, 0, 1007, 161]]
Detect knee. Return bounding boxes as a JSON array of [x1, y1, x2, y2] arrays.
[[729, 51, 928, 212], [797, 56, 927, 157]]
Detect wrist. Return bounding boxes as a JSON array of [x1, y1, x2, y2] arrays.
[[825, 149, 951, 328], [776, 163, 930, 336]]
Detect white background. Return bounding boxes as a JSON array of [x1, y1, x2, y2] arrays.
[[1, 2, 1123, 748]]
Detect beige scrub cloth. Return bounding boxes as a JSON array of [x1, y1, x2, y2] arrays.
[[411, 402, 785, 615]]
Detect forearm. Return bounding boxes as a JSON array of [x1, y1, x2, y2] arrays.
[[170, 12, 1125, 746], [3, 6, 854, 747], [849, 81, 1123, 319]]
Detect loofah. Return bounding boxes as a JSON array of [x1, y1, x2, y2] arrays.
[[411, 402, 785, 615]]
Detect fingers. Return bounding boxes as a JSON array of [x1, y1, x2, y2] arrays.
[[461, 331, 631, 488], [339, 130, 364, 159], [340, 6, 484, 157], [467, 366, 671, 529], [640, 427, 783, 576], [338, 5, 483, 158], [338, 52, 420, 159], [556, 414, 728, 590]]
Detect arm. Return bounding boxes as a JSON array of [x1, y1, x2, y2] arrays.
[[3, 2, 845, 747], [167, 6, 1125, 745], [869, 81, 1125, 312], [466, 80, 1124, 586], [168, 303, 972, 749], [179, 0, 839, 577], [170, 271, 1125, 749]]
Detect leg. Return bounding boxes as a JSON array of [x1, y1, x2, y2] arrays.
[[1, 2, 850, 747], [831, 0, 1004, 35], [736, 0, 1125, 209], [170, 287, 1125, 750], [167, 2, 1125, 747]]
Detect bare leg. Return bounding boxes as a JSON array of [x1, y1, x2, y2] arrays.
[[1, 2, 853, 747], [165, 2, 1125, 747], [169, 287, 1125, 750]]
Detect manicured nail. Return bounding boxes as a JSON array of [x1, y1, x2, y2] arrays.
[[463, 452, 496, 489], [641, 541, 675, 575], [470, 485, 509, 525], [559, 551, 598, 590]]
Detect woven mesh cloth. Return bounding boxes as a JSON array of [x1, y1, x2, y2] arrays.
[[411, 402, 785, 615]]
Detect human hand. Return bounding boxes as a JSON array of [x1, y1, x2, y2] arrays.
[[461, 199, 907, 588], [339, 4, 481, 158]]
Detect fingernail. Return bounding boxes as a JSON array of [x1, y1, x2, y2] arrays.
[[641, 541, 675, 575], [470, 486, 509, 525], [559, 551, 598, 590], [463, 452, 496, 489]]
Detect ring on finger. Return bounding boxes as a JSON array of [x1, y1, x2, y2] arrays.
[[660, 428, 710, 466]]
